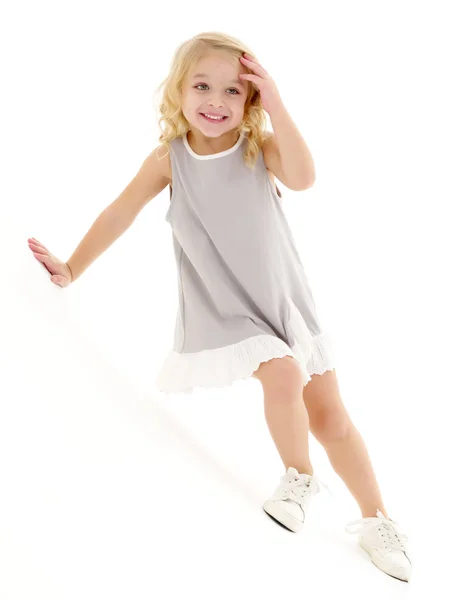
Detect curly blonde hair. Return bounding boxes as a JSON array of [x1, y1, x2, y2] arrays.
[[153, 32, 268, 170]]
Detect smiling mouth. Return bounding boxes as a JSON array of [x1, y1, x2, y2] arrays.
[[200, 113, 229, 123]]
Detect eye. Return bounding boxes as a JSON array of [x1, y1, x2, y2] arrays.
[[194, 84, 240, 95]]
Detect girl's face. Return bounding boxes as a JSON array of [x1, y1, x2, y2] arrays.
[[181, 51, 250, 138]]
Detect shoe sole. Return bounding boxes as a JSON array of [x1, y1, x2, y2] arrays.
[[263, 500, 304, 533]]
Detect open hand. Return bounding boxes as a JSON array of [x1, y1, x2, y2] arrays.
[[239, 52, 284, 116], [27, 237, 73, 287]]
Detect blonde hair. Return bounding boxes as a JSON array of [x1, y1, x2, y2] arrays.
[[153, 32, 268, 170]]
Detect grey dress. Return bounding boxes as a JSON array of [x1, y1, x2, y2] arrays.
[[156, 131, 336, 395]]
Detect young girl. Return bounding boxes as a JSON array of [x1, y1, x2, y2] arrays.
[[27, 31, 411, 582]]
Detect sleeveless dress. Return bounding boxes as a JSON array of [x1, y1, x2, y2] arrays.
[[155, 131, 336, 395]]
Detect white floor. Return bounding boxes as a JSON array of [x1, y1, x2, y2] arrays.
[[0, 242, 444, 600]]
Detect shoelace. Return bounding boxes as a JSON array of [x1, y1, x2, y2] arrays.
[[345, 509, 409, 552], [273, 472, 333, 502]]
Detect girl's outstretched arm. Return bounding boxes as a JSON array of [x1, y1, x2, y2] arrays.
[[65, 146, 170, 282]]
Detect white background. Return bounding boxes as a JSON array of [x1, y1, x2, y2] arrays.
[[1, 1, 448, 597]]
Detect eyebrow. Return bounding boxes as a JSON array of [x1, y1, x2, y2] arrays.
[[191, 73, 243, 86]]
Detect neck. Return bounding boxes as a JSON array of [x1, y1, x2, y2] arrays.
[[186, 129, 241, 155]]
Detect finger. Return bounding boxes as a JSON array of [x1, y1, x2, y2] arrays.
[[51, 275, 66, 287], [240, 55, 265, 72], [32, 255, 52, 275], [28, 237, 43, 246], [240, 55, 267, 77], [29, 239, 49, 252], [41, 255, 57, 269], [29, 241, 48, 253], [33, 253, 55, 270], [239, 74, 261, 85], [243, 52, 261, 65], [32, 252, 50, 261]]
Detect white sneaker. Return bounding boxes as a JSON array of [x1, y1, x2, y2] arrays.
[[263, 467, 332, 533], [345, 510, 412, 582]]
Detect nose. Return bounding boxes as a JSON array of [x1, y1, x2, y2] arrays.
[[207, 94, 225, 108], [208, 102, 224, 110]]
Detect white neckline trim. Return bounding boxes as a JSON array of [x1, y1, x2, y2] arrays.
[[182, 131, 245, 160]]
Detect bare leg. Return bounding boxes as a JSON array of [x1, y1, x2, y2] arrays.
[[324, 423, 389, 518], [252, 356, 313, 476], [303, 370, 389, 519]]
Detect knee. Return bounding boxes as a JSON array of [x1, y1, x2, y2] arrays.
[[252, 355, 303, 397], [310, 409, 352, 444]]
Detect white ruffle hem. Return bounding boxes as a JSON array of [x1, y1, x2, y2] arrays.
[[156, 331, 336, 395]]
